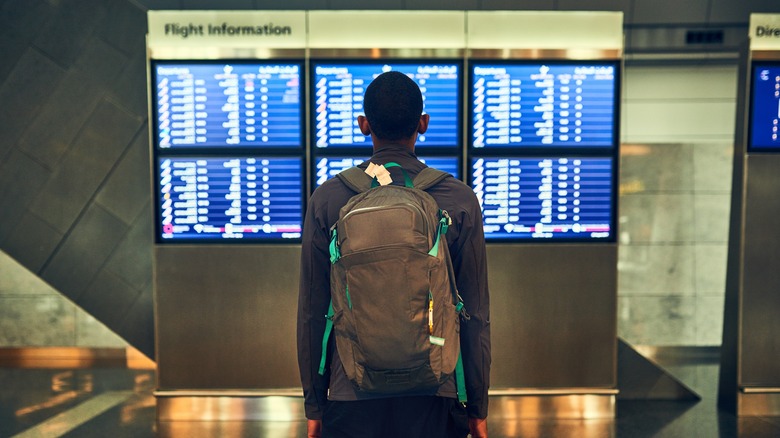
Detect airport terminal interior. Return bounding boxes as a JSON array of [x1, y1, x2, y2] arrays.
[[2, 0, 780, 436]]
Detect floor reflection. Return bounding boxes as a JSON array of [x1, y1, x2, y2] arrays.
[[2, 363, 780, 438]]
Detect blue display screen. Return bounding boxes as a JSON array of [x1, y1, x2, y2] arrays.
[[312, 62, 461, 148], [157, 156, 303, 241], [152, 61, 303, 148], [470, 63, 617, 148], [470, 157, 613, 241], [750, 63, 780, 150], [314, 156, 460, 187]]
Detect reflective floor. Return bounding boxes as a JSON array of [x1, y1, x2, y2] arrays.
[[2, 357, 780, 437]]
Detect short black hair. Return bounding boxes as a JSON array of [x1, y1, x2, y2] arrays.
[[363, 71, 423, 141]]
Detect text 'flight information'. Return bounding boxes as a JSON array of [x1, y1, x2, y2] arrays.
[[314, 156, 460, 187], [313, 63, 460, 148], [471, 157, 612, 240], [751, 64, 780, 149], [154, 62, 302, 148], [471, 64, 616, 148], [158, 157, 302, 241]]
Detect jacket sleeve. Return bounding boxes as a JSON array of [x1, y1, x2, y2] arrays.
[[450, 189, 491, 419], [297, 192, 333, 420]]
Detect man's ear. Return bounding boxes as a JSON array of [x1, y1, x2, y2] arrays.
[[357, 115, 371, 135], [417, 113, 430, 135]]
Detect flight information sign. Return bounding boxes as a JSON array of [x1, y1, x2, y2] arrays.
[[314, 156, 460, 187], [312, 62, 461, 148], [470, 157, 613, 241], [152, 61, 303, 148], [157, 156, 303, 241], [470, 62, 617, 148], [750, 63, 780, 150]]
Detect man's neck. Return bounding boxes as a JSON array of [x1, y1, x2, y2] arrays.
[[372, 136, 416, 153]]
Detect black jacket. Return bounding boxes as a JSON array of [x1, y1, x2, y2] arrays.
[[297, 146, 491, 420]]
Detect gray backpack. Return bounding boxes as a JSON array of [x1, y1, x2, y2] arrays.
[[318, 162, 467, 402]]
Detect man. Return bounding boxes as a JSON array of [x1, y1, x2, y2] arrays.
[[297, 71, 490, 438]]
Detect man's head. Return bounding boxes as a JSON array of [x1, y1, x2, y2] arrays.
[[358, 71, 429, 148]]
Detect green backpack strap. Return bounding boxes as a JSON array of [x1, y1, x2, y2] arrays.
[[337, 162, 421, 191], [413, 167, 451, 191], [318, 300, 335, 376], [455, 351, 467, 403], [336, 167, 373, 193]]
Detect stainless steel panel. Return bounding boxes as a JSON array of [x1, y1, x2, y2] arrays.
[[156, 393, 613, 421], [309, 48, 465, 59], [487, 244, 618, 389], [719, 43, 749, 414], [155, 246, 301, 390], [467, 48, 621, 60], [149, 48, 306, 60], [741, 155, 780, 387], [739, 392, 780, 417], [752, 51, 780, 61], [490, 394, 614, 420], [156, 393, 305, 421]]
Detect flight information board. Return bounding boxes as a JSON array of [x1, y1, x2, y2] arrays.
[[471, 157, 613, 241], [157, 156, 303, 241], [314, 156, 460, 187], [470, 62, 617, 148], [152, 61, 303, 149], [312, 62, 461, 148], [750, 63, 780, 150]]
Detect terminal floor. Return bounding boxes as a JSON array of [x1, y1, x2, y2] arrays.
[[2, 357, 780, 437]]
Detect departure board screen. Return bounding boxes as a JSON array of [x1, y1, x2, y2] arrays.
[[314, 156, 460, 187], [152, 61, 303, 149], [312, 62, 461, 148], [157, 156, 303, 241], [470, 62, 617, 148], [750, 63, 780, 150], [470, 157, 613, 241]]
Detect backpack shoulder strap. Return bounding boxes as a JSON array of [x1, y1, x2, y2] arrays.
[[413, 167, 451, 191], [336, 166, 373, 193]]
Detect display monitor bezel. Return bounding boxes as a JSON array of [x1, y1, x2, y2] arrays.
[[150, 59, 306, 151], [468, 59, 620, 151], [748, 61, 780, 152], [467, 154, 617, 243], [309, 58, 464, 151], [153, 154, 305, 244]]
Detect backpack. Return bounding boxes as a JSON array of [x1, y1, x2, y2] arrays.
[[318, 162, 467, 403]]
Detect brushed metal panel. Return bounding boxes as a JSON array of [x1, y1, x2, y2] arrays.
[[487, 244, 618, 389], [741, 155, 780, 387], [155, 393, 613, 421], [490, 394, 614, 420], [467, 49, 621, 60], [156, 393, 305, 421], [739, 392, 780, 417], [149, 48, 306, 59], [155, 246, 301, 390], [309, 48, 465, 59], [719, 44, 750, 414]]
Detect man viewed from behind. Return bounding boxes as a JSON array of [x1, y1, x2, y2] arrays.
[[297, 71, 491, 438]]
